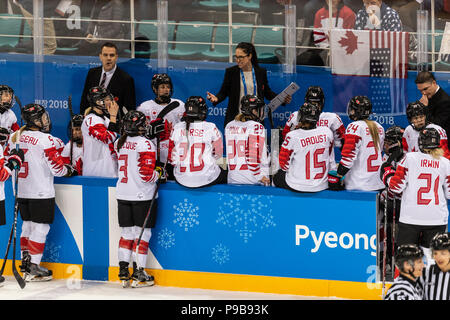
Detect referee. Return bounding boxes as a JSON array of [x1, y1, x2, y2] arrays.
[[384, 244, 425, 300], [421, 232, 450, 300]]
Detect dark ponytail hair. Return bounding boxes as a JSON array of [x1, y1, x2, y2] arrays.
[[116, 133, 128, 152], [236, 42, 259, 68]]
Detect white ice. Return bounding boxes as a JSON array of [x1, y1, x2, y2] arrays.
[[0, 276, 343, 300]]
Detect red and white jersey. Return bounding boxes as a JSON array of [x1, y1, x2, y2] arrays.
[[8, 130, 67, 199], [81, 113, 118, 177], [225, 120, 270, 185], [137, 98, 185, 163], [279, 126, 334, 192], [339, 120, 385, 191], [169, 121, 223, 188], [115, 135, 159, 201], [0, 144, 13, 201], [282, 111, 345, 147], [402, 124, 450, 159], [0, 109, 20, 132], [61, 142, 83, 175], [52, 136, 65, 154], [389, 152, 450, 226]]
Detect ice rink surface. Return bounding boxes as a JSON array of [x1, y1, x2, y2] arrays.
[[0, 275, 341, 300]]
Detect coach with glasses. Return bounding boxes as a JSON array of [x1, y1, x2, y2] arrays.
[[207, 42, 291, 128]]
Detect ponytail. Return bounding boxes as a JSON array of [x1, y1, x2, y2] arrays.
[[116, 133, 128, 152], [424, 148, 444, 159], [364, 119, 380, 152], [11, 126, 26, 144]]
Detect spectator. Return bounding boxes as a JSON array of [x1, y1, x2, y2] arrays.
[[415, 71, 450, 149], [80, 42, 136, 117], [390, 0, 444, 32], [313, 0, 356, 48], [354, 0, 403, 31]]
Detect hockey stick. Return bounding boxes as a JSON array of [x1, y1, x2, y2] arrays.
[[391, 196, 396, 276], [381, 187, 388, 299], [68, 95, 74, 165]]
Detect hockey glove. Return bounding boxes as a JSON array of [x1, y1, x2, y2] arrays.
[[64, 165, 78, 177], [147, 118, 165, 140], [6, 148, 24, 171], [0, 127, 9, 146], [328, 170, 345, 191], [387, 144, 403, 162], [380, 163, 395, 187], [155, 166, 167, 183]]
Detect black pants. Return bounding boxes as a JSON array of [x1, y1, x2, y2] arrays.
[[397, 222, 447, 249]]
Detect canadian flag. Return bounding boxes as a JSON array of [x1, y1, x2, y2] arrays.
[[330, 29, 409, 79]]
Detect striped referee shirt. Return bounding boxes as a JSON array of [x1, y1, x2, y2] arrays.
[[384, 275, 424, 300], [421, 264, 450, 300]]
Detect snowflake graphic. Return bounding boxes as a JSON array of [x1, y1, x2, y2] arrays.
[[42, 241, 62, 263], [216, 193, 276, 243], [212, 243, 230, 265], [157, 228, 176, 249], [173, 198, 200, 231]]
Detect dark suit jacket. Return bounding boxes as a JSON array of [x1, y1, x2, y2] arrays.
[[80, 66, 136, 116], [213, 65, 278, 127], [428, 87, 450, 147]]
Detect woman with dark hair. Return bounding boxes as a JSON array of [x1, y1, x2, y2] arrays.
[[206, 42, 291, 128]]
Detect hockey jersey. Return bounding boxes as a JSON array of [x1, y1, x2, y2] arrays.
[[0, 109, 20, 133], [313, 5, 356, 48], [402, 123, 450, 159], [115, 135, 159, 201], [61, 142, 83, 175], [389, 151, 450, 226], [340, 120, 385, 191], [279, 126, 334, 192], [225, 120, 270, 185], [384, 274, 424, 300], [169, 121, 223, 188], [137, 98, 185, 163], [0, 144, 12, 201], [81, 113, 118, 177], [8, 130, 68, 199]]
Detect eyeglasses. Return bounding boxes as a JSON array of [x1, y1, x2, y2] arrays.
[[234, 55, 248, 60]]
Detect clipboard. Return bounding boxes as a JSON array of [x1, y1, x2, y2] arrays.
[[267, 82, 299, 113]]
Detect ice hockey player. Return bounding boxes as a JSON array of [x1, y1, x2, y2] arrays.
[[0, 85, 20, 133], [61, 114, 84, 175], [225, 95, 270, 186]]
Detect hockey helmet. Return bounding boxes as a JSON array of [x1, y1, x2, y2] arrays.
[[185, 96, 207, 121], [384, 125, 405, 145], [151, 73, 173, 103], [347, 96, 372, 121], [418, 127, 440, 152], [0, 85, 14, 113], [304, 86, 325, 111], [122, 110, 147, 136], [406, 101, 428, 130], [296, 102, 321, 129], [430, 232, 450, 251], [240, 94, 265, 122], [395, 244, 424, 273], [22, 103, 51, 133], [67, 114, 84, 142], [87, 86, 114, 112]]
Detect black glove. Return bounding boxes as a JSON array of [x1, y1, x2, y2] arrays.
[[64, 165, 78, 177], [380, 162, 395, 187], [6, 148, 24, 171], [328, 170, 345, 191], [387, 144, 403, 162], [155, 165, 167, 183], [147, 118, 165, 140]]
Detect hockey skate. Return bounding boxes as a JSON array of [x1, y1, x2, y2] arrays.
[[118, 262, 131, 288], [131, 267, 154, 288], [25, 263, 52, 282], [0, 275, 4, 286], [19, 251, 31, 276]]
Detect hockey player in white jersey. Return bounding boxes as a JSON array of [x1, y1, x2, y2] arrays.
[[8, 104, 73, 282], [168, 96, 227, 188], [282, 86, 345, 170], [383, 127, 450, 264], [274, 102, 334, 192], [137, 73, 185, 180], [225, 95, 270, 186], [0, 85, 20, 133], [328, 96, 385, 191], [81, 86, 119, 177], [115, 110, 163, 288], [384, 244, 425, 300], [402, 101, 450, 159], [61, 114, 84, 175]]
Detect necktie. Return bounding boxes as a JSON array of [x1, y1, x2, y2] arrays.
[[100, 72, 107, 88]]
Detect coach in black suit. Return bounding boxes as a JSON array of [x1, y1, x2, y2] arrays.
[[207, 42, 291, 128], [80, 42, 136, 116], [415, 71, 450, 147]]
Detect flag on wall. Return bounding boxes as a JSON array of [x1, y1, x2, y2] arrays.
[[330, 29, 409, 116]]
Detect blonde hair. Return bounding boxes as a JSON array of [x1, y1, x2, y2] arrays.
[[84, 107, 93, 116], [234, 113, 253, 122], [423, 148, 444, 159], [11, 126, 26, 144], [364, 119, 380, 151]]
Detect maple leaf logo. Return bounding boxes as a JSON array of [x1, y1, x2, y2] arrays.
[[338, 30, 360, 55]]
